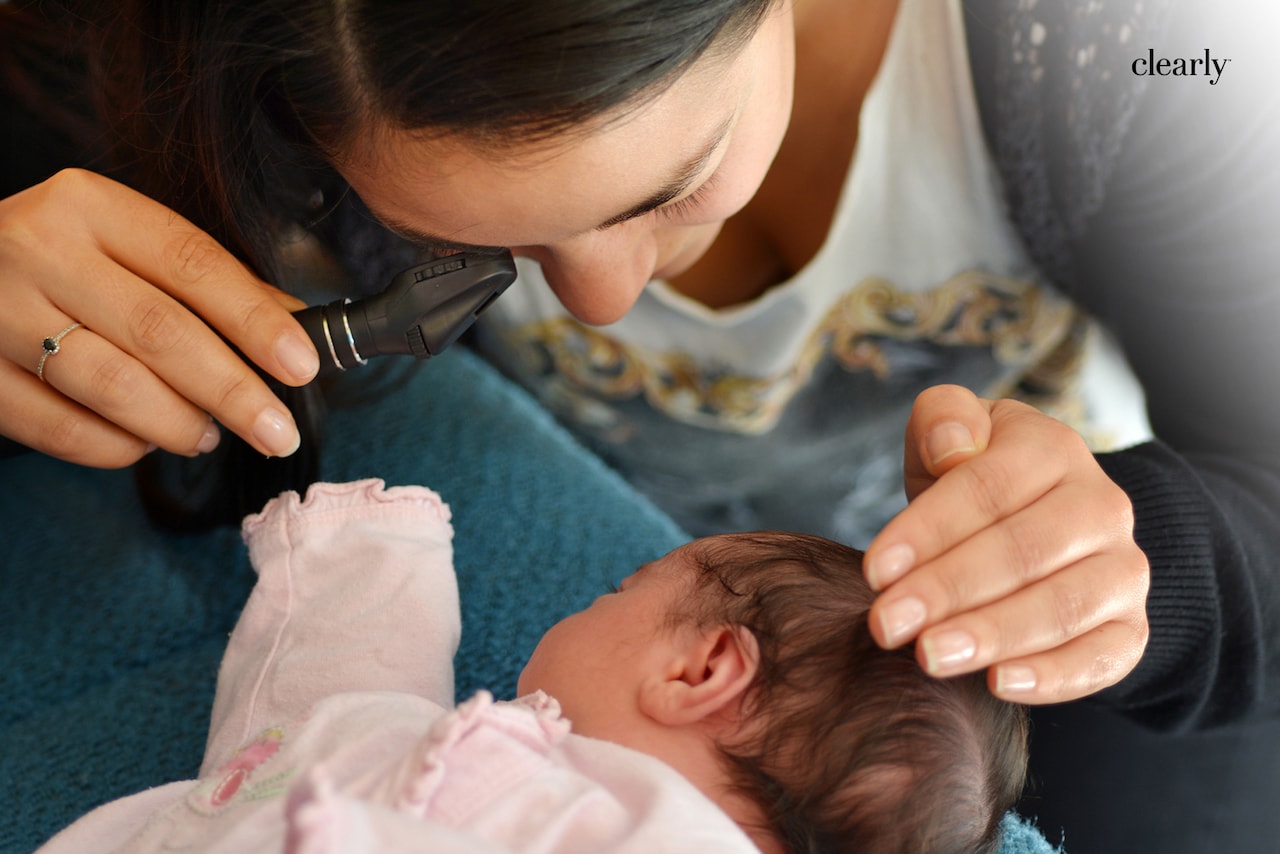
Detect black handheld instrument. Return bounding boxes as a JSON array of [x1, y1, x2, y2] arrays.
[[294, 250, 517, 378]]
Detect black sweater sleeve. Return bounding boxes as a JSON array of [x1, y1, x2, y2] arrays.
[[1077, 0, 1280, 730], [968, 0, 1280, 731]]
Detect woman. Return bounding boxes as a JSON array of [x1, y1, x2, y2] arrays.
[[2, 1, 1278, 850]]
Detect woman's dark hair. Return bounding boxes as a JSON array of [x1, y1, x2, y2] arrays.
[[0, 0, 775, 527]]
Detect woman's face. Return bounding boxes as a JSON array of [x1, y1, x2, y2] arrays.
[[337, 5, 796, 325]]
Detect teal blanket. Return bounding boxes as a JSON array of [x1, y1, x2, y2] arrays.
[[0, 349, 1057, 853]]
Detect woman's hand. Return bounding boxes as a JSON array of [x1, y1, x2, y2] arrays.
[[0, 169, 319, 467], [864, 384, 1151, 704]]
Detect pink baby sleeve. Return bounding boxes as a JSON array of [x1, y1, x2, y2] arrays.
[[203, 479, 460, 775]]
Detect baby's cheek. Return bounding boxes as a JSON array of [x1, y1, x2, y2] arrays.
[[517, 622, 567, 696], [516, 640, 548, 696]]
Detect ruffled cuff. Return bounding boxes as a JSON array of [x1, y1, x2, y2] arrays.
[[242, 478, 451, 542]]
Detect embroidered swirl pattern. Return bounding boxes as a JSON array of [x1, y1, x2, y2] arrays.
[[508, 271, 1086, 437]]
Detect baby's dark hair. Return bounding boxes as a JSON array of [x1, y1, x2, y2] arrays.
[[674, 532, 1029, 854]]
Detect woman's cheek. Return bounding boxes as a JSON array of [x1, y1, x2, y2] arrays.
[[653, 223, 724, 280]]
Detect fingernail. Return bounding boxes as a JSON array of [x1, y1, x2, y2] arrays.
[[276, 333, 319, 382], [922, 629, 977, 673], [879, 597, 927, 647], [196, 421, 221, 454], [996, 665, 1038, 694], [253, 407, 300, 457], [926, 422, 977, 466], [868, 543, 915, 589]]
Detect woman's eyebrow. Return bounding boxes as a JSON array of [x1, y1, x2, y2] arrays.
[[368, 113, 733, 247], [594, 114, 735, 231]]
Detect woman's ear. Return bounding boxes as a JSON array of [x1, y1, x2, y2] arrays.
[[639, 625, 760, 727]]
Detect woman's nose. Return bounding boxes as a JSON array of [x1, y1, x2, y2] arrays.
[[515, 228, 657, 326]]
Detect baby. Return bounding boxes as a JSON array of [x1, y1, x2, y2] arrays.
[[38, 479, 1027, 854]]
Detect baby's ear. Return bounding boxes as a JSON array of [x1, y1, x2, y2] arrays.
[[639, 625, 760, 728]]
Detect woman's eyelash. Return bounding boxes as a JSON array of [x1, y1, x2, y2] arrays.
[[658, 171, 721, 221]]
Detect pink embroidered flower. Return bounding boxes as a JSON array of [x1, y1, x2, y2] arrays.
[[209, 726, 284, 808]]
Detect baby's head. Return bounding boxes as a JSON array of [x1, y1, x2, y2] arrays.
[[518, 532, 1029, 854]]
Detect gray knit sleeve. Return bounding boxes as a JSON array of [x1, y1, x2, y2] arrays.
[[968, 0, 1280, 729]]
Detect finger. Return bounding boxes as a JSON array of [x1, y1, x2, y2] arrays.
[[47, 253, 302, 458], [32, 319, 224, 458], [0, 360, 151, 468], [866, 400, 1083, 590], [987, 619, 1150, 705], [62, 169, 318, 385], [867, 480, 1124, 647], [901, 551, 1147, 681], [0, 304, 221, 459], [902, 385, 993, 497]]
